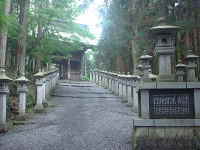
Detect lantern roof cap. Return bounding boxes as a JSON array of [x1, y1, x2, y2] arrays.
[[137, 64, 143, 68], [151, 25, 180, 30], [139, 50, 152, 60], [186, 50, 199, 59], [140, 55, 152, 60], [151, 17, 180, 32], [34, 71, 45, 78], [15, 76, 29, 83], [176, 63, 187, 68], [0, 70, 12, 81]]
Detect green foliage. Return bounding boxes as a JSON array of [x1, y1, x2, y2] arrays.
[[82, 76, 90, 81], [96, 0, 200, 72], [5, 0, 95, 73], [95, 0, 133, 71]]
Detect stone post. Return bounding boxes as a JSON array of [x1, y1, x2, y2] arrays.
[[118, 75, 123, 97], [115, 75, 119, 95], [94, 72, 97, 83], [127, 77, 133, 107], [106, 73, 109, 89], [90, 72, 92, 81], [108, 75, 111, 90], [105, 73, 107, 88], [42, 75, 47, 105], [68, 58, 71, 80], [100, 73, 103, 86], [101, 72, 104, 87], [34, 72, 44, 111], [110, 75, 113, 91], [97, 72, 99, 85], [111, 75, 114, 92], [132, 75, 140, 113], [186, 50, 199, 82], [113, 74, 118, 95], [46, 73, 50, 97], [121, 76, 127, 102]]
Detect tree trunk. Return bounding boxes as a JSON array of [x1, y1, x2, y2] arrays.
[[0, 0, 11, 73], [16, 0, 30, 76]]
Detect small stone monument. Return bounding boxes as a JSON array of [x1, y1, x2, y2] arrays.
[[176, 60, 187, 82], [139, 50, 152, 81]]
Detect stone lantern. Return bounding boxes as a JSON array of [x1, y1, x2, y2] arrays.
[[151, 19, 180, 81], [176, 60, 187, 82], [186, 50, 199, 82], [139, 50, 152, 80], [16, 75, 29, 117], [0, 70, 12, 128]]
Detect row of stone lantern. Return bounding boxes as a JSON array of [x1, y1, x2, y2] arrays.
[[0, 72, 30, 128], [137, 49, 199, 82], [89, 48, 199, 115], [90, 70, 141, 112], [0, 68, 59, 130]]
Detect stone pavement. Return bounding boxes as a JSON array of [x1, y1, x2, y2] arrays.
[[0, 80, 136, 150]]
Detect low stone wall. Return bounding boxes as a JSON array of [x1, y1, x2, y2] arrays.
[[90, 71, 140, 113], [133, 119, 200, 150]]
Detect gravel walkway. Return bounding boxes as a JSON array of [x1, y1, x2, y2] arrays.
[[0, 81, 136, 150]]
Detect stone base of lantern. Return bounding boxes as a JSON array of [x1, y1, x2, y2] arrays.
[[43, 101, 49, 108], [15, 114, 28, 121], [0, 123, 8, 133], [158, 74, 175, 82], [34, 104, 44, 113], [132, 106, 138, 113]]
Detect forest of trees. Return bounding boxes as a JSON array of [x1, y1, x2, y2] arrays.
[[95, 0, 200, 74], [0, 0, 94, 117], [0, 0, 94, 78], [1, 0, 200, 118]]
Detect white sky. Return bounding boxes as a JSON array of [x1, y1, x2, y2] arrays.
[[76, 0, 104, 45]]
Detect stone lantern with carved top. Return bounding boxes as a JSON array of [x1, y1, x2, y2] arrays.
[[16, 75, 29, 117], [151, 19, 180, 81], [0, 70, 12, 127]]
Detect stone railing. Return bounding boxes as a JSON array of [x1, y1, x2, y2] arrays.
[[90, 70, 141, 113], [34, 69, 59, 111]]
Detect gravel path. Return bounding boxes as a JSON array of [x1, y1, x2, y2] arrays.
[[0, 81, 135, 150]]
